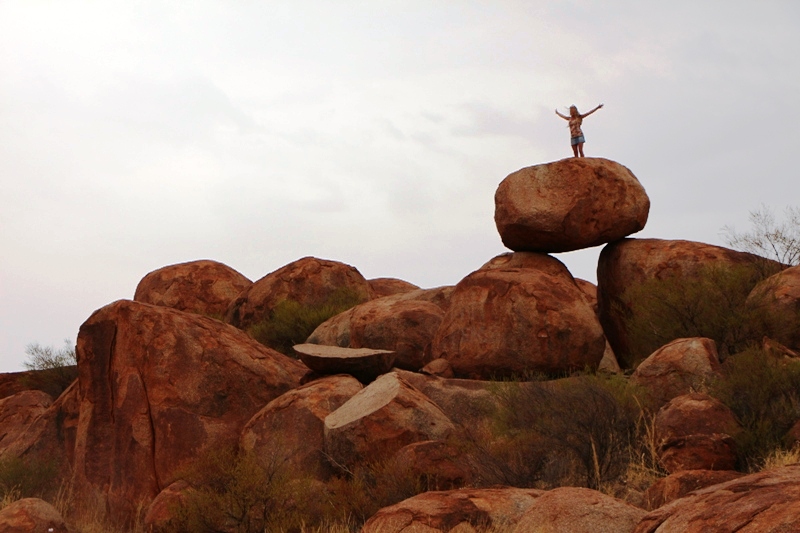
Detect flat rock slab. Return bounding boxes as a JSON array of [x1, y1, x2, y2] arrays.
[[293, 343, 396, 383]]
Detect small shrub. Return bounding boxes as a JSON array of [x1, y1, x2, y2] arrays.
[[711, 347, 800, 470], [621, 263, 783, 366], [21, 340, 78, 397], [0, 456, 59, 502], [489, 375, 645, 490], [248, 288, 364, 356]]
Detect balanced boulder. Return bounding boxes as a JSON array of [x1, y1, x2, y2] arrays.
[[225, 256, 373, 330], [72, 300, 306, 522], [432, 253, 605, 378], [134, 259, 252, 318], [494, 157, 649, 253], [293, 344, 396, 383]]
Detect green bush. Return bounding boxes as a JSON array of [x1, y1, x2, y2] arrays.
[[711, 347, 800, 470], [248, 288, 364, 356], [620, 263, 783, 366], [0, 456, 59, 502], [488, 375, 646, 490]]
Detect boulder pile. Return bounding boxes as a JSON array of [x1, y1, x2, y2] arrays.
[[6, 156, 800, 531]]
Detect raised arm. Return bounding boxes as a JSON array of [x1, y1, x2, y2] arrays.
[[555, 109, 569, 120], [581, 104, 604, 118]]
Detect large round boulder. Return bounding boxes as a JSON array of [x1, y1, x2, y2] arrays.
[[432, 253, 606, 379], [134, 259, 252, 318], [654, 393, 741, 473], [746, 264, 800, 350], [225, 256, 373, 330], [323, 372, 456, 469], [631, 338, 722, 408], [597, 238, 774, 368], [494, 157, 649, 253], [240, 374, 363, 480], [361, 487, 543, 533], [306, 296, 445, 371], [634, 465, 800, 532], [72, 300, 306, 522], [511, 487, 646, 533]]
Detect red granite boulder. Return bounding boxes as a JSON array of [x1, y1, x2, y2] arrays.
[[643, 470, 744, 510], [368, 277, 420, 298], [0, 498, 68, 533], [494, 157, 649, 253], [225, 256, 373, 330], [134, 259, 252, 318], [72, 300, 306, 522], [432, 254, 605, 378]]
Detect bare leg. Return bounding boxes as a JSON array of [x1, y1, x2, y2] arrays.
[[578, 143, 585, 157], [571, 144, 579, 157]]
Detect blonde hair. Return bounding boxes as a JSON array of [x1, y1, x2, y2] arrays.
[[569, 105, 579, 118]]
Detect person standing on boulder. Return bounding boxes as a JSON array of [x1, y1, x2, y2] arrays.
[[555, 104, 603, 157]]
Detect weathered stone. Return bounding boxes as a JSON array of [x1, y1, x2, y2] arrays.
[[134, 259, 252, 318], [324, 372, 456, 469], [634, 465, 800, 532], [306, 297, 444, 371], [512, 487, 646, 533], [361, 487, 543, 533], [655, 393, 741, 473], [0, 498, 68, 533], [143, 480, 194, 533], [597, 238, 775, 368], [225, 256, 373, 330], [240, 374, 362, 480], [72, 300, 306, 522], [631, 338, 722, 407], [432, 254, 605, 378], [293, 344, 395, 383], [0, 390, 52, 459], [746, 265, 800, 350], [494, 157, 649, 253], [643, 470, 744, 510], [421, 358, 455, 378], [368, 278, 420, 298]]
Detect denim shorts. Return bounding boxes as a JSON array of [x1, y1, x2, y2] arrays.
[[571, 135, 586, 146]]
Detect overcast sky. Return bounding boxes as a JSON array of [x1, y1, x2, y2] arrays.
[[2, 1, 799, 372]]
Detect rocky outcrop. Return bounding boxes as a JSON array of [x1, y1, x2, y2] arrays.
[[634, 465, 800, 532], [597, 238, 773, 367], [655, 393, 741, 473], [72, 300, 306, 521], [323, 372, 456, 469], [293, 344, 395, 383], [240, 374, 362, 480], [643, 470, 744, 510], [494, 158, 649, 253], [225, 256, 373, 330], [511, 487, 646, 533], [361, 487, 543, 533], [368, 278, 420, 298], [432, 253, 605, 378], [134, 259, 252, 318], [0, 498, 68, 533], [631, 338, 722, 407], [306, 297, 445, 371]]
